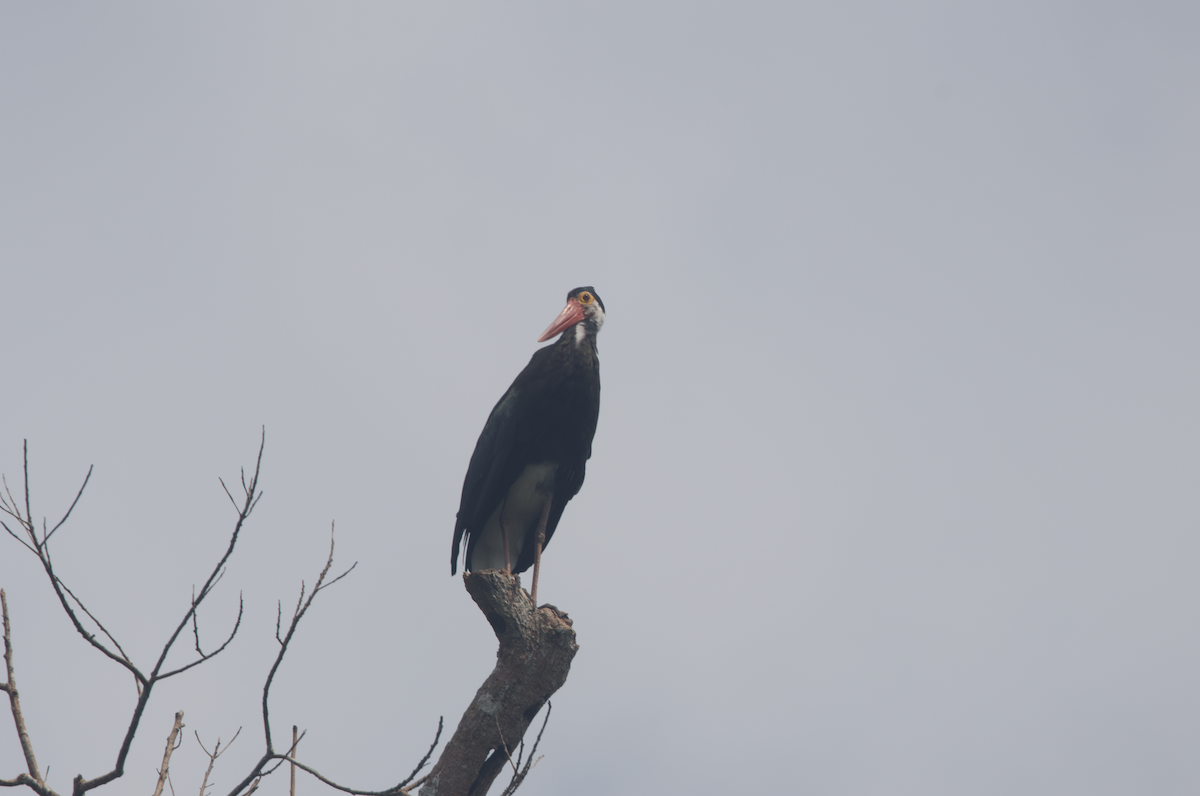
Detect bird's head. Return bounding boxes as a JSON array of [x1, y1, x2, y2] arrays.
[[538, 287, 605, 343]]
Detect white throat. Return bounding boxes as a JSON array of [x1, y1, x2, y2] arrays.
[[573, 304, 604, 346]]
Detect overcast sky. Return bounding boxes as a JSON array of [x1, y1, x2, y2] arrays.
[[1, 3, 1197, 795]]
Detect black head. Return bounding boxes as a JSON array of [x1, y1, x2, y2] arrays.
[[568, 286, 605, 315], [537, 286, 606, 342]]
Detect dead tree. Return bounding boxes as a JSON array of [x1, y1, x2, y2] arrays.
[[419, 571, 578, 796], [0, 434, 577, 796]]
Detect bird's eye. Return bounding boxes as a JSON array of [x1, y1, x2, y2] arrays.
[[579, 292, 592, 304]]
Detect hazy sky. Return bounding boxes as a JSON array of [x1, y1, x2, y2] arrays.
[[2, 4, 1197, 795]]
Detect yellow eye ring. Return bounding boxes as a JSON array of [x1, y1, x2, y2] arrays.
[[579, 292, 593, 304]]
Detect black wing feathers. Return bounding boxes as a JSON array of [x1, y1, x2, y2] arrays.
[[452, 332, 600, 575]]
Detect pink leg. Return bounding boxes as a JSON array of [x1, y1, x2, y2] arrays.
[[499, 496, 512, 573], [529, 494, 553, 606]]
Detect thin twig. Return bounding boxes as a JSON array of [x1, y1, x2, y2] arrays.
[[237, 713, 444, 796], [218, 479, 240, 512], [192, 588, 203, 655], [43, 464, 93, 545], [315, 564, 357, 595], [55, 578, 136, 673], [260, 728, 305, 783], [159, 594, 244, 680], [151, 712, 185, 796], [394, 717, 443, 790], [4, 436, 432, 796], [2, 448, 147, 685], [499, 702, 551, 796], [23, 442, 32, 548], [2, 589, 48, 792], [396, 775, 429, 796], [0, 474, 38, 556], [232, 715, 441, 796], [72, 433, 266, 794], [196, 727, 241, 796], [495, 719, 520, 776], [261, 758, 391, 796], [7, 430, 267, 796], [223, 524, 359, 796], [0, 518, 37, 555], [0, 473, 21, 519], [43, 540, 147, 682]]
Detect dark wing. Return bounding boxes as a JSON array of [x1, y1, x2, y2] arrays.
[[510, 365, 598, 573], [452, 383, 521, 574]]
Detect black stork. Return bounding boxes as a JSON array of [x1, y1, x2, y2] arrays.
[[451, 286, 605, 605]]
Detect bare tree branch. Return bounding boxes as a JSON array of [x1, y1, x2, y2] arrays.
[[289, 727, 298, 796], [159, 594, 244, 681], [192, 590, 203, 655], [218, 479, 240, 512], [1, 446, 145, 684], [0, 431, 269, 796], [0, 520, 37, 555], [43, 465, 93, 545], [22, 443, 31, 547], [233, 714, 444, 796], [0, 773, 57, 794], [419, 571, 578, 796], [223, 525, 359, 796], [1, 473, 21, 522], [1, 589, 57, 796], [67, 431, 268, 796], [256, 731, 304, 780], [53, 578, 137, 676], [4, 432, 452, 796], [0, 474, 38, 557], [151, 712, 185, 796], [497, 704, 550, 796], [195, 727, 241, 796], [316, 563, 357, 595], [395, 717, 444, 791], [261, 758, 383, 796], [43, 543, 146, 682], [220, 523, 439, 796]]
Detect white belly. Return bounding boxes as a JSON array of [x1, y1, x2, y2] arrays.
[[470, 463, 557, 571]]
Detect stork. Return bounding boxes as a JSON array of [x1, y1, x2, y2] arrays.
[[451, 287, 604, 606]]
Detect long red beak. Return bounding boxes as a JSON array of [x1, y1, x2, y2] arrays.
[[538, 298, 585, 342]]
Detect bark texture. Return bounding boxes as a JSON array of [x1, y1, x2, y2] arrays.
[[420, 572, 578, 796]]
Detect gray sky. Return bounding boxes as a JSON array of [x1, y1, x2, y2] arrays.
[[2, 3, 1197, 795]]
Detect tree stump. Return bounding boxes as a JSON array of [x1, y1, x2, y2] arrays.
[[420, 571, 578, 796]]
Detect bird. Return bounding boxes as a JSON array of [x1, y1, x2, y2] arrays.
[[452, 286, 604, 605]]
